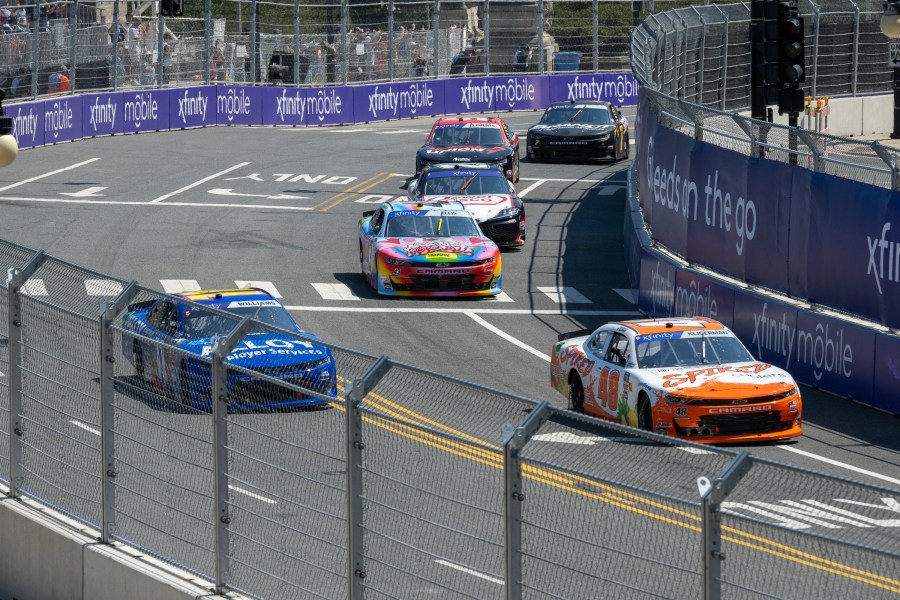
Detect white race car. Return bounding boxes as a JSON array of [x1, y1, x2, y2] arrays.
[[550, 317, 802, 443]]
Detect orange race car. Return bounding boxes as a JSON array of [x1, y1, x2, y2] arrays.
[[550, 317, 802, 443]]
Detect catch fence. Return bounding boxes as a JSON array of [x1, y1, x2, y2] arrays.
[[2, 241, 899, 599]]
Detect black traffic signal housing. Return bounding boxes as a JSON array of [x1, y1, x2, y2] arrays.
[[161, 0, 183, 17], [750, 0, 780, 119], [777, 0, 805, 86]]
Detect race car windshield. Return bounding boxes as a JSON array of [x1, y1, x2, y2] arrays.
[[635, 336, 754, 369], [183, 306, 297, 338], [541, 107, 611, 125], [422, 174, 510, 195], [386, 214, 482, 237], [430, 125, 506, 146]]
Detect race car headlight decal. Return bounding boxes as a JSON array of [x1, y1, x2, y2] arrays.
[[494, 207, 520, 219], [772, 387, 798, 400], [666, 394, 690, 404], [473, 256, 496, 265], [385, 257, 411, 266]]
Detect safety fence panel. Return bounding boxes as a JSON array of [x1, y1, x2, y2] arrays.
[[0, 240, 38, 487], [362, 359, 541, 447], [17, 294, 102, 526], [358, 406, 506, 599], [518, 410, 739, 598], [107, 286, 219, 579], [716, 456, 900, 599]]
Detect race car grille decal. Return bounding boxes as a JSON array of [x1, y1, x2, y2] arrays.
[[254, 357, 331, 374]]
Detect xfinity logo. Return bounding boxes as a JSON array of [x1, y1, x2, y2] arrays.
[[369, 85, 400, 117], [752, 303, 796, 368], [89, 97, 117, 130], [867, 222, 898, 295], [177, 89, 208, 123], [565, 74, 639, 105], [368, 83, 435, 118], [44, 100, 73, 140], [276, 89, 304, 122], [124, 93, 158, 128], [459, 78, 535, 111], [12, 110, 38, 142]]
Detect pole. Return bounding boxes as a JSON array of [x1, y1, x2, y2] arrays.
[[893, 66, 900, 139], [789, 110, 798, 164]]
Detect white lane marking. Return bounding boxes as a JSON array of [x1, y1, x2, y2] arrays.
[[537, 286, 591, 304], [465, 311, 550, 362], [516, 179, 545, 198], [0, 158, 102, 192], [285, 305, 641, 316], [494, 291, 514, 302], [208, 189, 310, 201], [229, 485, 277, 504], [85, 279, 124, 296], [519, 177, 601, 183], [435, 560, 503, 585], [150, 162, 251, 203], [0, 197, 316, 210], [777, 446, 900, 486], [61, 186, 107, 198], [160, 280, 201, 294], [21, 279, 48, 296], [311, 283, 360, 301], [234, 281, 282, 298], [613, 288, 639, 304], [531, 431, 713, 453], [70, 420, 101, 436]]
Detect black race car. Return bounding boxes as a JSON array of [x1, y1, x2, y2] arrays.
[[415, 116, 521, 182], [526, 100, 630, 162]]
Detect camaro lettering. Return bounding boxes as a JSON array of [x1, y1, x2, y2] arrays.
[[707, 404, 773, 414]]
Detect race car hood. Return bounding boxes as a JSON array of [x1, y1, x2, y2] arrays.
[[418, 146, 512, 163], [420, 194, 515, 221], [375, 237, 496, 261], [180, 332, 331, 369], [528, 123, 616, 137], [640, 362, 797, 399]]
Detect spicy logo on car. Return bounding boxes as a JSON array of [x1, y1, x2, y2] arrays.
[[661, 363, 772, 388], [556, 344, 594, 377]]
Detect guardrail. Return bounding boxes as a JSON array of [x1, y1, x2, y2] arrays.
[[2, 244, 899, 598]]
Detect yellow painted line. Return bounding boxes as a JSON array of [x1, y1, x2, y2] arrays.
[[313, 172, 396, 212]]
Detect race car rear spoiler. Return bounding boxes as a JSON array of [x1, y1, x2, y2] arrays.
[[557, 327, 595, 342]]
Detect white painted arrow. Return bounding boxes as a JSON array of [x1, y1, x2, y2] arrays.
[[208, 188, 309, 200], [61, 186, 107, 198]]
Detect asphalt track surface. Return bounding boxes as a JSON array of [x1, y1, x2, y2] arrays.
[[0, 110, 898, 598]]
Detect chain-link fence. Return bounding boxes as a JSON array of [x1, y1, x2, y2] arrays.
[[631, 0, 900, 190], [2, 237, 899, 599]]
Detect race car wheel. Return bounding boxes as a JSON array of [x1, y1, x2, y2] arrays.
[[359, 243, 365, 276], [624, 132, 630, 160], [637, 392, 653, 432], [514, 154, 521, 183], [568, 374, 584, 413], [179, 361, 193, 408], [133, 342, 146, 381]]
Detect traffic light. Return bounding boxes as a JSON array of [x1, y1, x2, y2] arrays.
[[750, 0, 780, 119], [777, 1, 805, 85], [161, 0, 183, 17]]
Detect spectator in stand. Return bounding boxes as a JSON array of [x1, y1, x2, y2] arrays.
[[321, 38, 337, 84], [449, 45, 476, 75], [10, 66, 30, 97], [47, 65, 69, 93], [513, 44, 532, 72], [210, 38, 225, 81]]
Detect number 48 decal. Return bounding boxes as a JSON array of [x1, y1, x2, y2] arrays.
[[675, 407, 688, 417], [597, 367, 619, 412]]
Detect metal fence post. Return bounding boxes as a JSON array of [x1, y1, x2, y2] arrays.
[[211, 315, 256, 594], [872, 143, 900, 190], [433, 0, 440, 77], [98, 282, 139, 544], [719, 8, 729, 110], [158, 9, 165, 88], [209, 0, 216, 84], [483, 0, 491, 75], [592, 0, 598, 71], [30, 9, 40, 98], [5, 251, 45, 499], [346, 355, 391, 600], [811, 2, 820, 100], [294, 0, 301, 86], [851, 0, 859, 96], [538, 0, 545, 75], [341, 0, 349, 84], [69, 0, 78, 91], [503, 401, 551, 600], [699, 451, 752, 600], [111, 0, 121, 90], [693, 7, 706, 103], [388, 0, 395, 80], [732, 114, 761, 159]]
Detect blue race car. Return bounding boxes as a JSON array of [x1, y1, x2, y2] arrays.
[[122, 288, 336, 411]]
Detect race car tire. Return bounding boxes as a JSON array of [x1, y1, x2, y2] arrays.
[[179, 361, 193, 408], [568, 374, 584, 413], [359, 243, 365, 277], [133, 341, 146, 382], [624, 132, 630, 160], [514, 154, 521, 183], [637, 392, 653, 432]]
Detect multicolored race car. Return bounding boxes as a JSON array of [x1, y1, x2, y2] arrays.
[[415, 116, 521, 182], [550, 317, 802, 443], [359, 200, 502, 297], [526, 100, 629, 162], [407, 163, 526, 248], [122, 288, 337, 411]]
